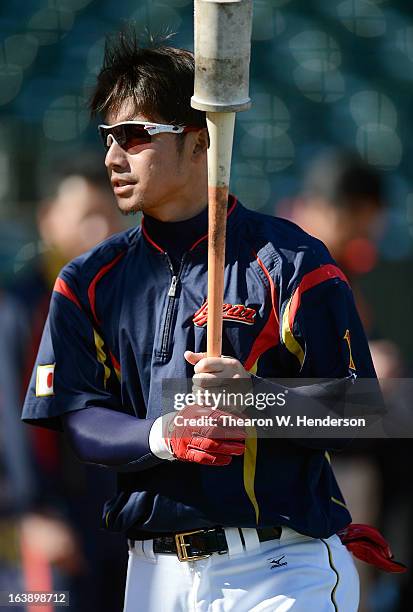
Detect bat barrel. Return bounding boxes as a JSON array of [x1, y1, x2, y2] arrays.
[[206, 111, 235, 357], [191, 0, 253, 357], [191, 0, 253, 113]]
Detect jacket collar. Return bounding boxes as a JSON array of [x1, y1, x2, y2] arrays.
[[141, 194, 239, 254]]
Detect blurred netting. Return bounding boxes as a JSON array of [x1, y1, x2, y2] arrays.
[[0, 0, 412, 348], [1, 4, 411, 214], [0, 2, 409, 196]]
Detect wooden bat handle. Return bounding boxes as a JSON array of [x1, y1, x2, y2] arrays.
[[206, 111, 236, 358]]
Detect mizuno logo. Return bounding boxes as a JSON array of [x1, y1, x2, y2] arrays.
[[268, 555, 287, 569], [193, 300, 256, 327]]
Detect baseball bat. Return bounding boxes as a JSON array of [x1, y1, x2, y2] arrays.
[[191, 0, 253, 358]]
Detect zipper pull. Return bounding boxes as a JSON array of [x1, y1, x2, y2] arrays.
[[168, 276, 178, 297]]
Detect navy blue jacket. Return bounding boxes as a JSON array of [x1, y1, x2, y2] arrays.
[[22, 197, 376, 539]]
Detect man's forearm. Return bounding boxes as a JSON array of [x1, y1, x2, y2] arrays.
[[62, 407, 164, 472]]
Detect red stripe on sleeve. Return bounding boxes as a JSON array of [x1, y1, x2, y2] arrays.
[[109, 351, 120, 371], [88, 252, 125, 325], [53, 277, 81, 309], [244, 254, 280, 371], [255, 255, 280, 332], [288, 264, 349, 330]]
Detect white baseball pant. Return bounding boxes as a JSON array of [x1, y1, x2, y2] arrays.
[[123, 527, 359, 611]]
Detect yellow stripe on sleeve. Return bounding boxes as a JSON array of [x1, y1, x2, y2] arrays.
[[93, 329, 111, 389], [331, 496, 348, 509], [249, 360, 258, 375], [281, 297, 305, 366]]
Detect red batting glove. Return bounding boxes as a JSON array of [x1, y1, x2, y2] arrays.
[[337, 523, 407, 573], [166, 405, 246, 466]]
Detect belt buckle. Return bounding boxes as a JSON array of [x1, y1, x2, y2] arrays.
[[175, 529, 211, 562]]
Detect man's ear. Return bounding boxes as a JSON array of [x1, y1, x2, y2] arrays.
[[192, 128, 209, 158]]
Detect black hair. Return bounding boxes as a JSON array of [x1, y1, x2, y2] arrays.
[[89, 28, 206, 134], [302, 149, 384, 209]]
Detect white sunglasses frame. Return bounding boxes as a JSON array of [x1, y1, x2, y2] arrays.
[[98, 121, 202, 151], [98, 120, 192, 152], [98, 120, 188, 136]]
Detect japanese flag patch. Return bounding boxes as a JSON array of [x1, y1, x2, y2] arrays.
[[36, 364, 55, 397]]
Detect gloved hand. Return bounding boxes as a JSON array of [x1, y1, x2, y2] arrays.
[[165, 405, 247, 466], [337, 523, 407, 573]]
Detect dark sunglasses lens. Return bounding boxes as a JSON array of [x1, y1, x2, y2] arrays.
[[123, 125, 152, 149], [99, 125, 151, 152]]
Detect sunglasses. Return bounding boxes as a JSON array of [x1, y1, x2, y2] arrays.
[[98, 121, 201, 153]]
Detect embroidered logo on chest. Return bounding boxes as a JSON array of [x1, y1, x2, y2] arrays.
[[193, 300, 256, 327]]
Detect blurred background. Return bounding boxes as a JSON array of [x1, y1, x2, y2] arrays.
[[0, 0, 412, 611]]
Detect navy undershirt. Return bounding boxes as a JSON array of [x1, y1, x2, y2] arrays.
[[143, 206, 208, 270]]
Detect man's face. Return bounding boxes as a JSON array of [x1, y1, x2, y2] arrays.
[[104, 101, 193, 219]]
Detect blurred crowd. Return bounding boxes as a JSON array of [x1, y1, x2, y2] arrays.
[[0, 155, 127, 612], [279, 149, 411, 612], [0, 148, 411, 611]]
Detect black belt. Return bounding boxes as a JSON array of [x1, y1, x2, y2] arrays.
[[144, 526, 282, 562]]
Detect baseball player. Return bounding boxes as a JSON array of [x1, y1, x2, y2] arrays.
[[22, 32, 380, 611]]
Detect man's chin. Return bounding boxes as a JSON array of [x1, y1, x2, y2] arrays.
[[115, 196, 143, 216]]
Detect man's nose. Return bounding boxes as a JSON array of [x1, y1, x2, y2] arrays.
[[105, 135, 129, 171]]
